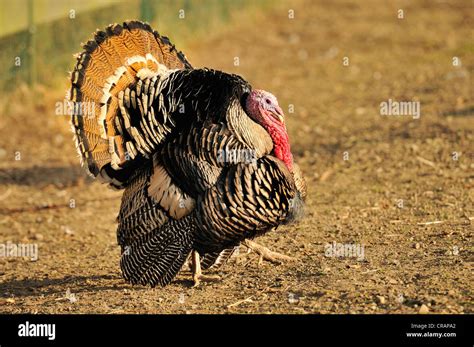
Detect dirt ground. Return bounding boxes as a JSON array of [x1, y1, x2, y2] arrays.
[[0, 0, 472, 314]]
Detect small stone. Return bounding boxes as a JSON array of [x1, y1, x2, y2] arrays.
[[65, 288, 77, 303], [62, 226, 74, 235], [423, 191, 434, 198], [396, 294, 405, 304], [376, 296, 386, 304], [288, 293, 300, 304], [419, 304, 429, 314], [414, 243, 421, 249], [33, 233, 43, 241]]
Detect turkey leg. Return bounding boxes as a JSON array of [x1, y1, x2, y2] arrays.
[[242, 240, 297, 265], [191, 251, 221, 286]]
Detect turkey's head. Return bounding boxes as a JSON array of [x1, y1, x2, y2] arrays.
[[245, 89, 293, 170]]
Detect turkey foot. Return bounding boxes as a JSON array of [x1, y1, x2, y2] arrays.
[[242, 240, 297, 265], [191, 251, 221, 286]]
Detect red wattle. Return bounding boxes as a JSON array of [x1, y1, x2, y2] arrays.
[[267, 119, 293, 171], [273, 130, 293, 171]]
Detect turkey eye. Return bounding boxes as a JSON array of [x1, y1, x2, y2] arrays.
[[265, 99, 271, 104]]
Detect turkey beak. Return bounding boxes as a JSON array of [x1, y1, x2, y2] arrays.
[[272, 106, 285, 123]]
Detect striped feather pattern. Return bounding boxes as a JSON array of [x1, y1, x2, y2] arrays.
[[70, 21, 306, 287], [194, 156, 297, 253], [120, 215, 195, 287], [292, 163, 307, 199], [200, 246, 239, 270], [117, 161, 169, 247], [70, 21, 191, 181]]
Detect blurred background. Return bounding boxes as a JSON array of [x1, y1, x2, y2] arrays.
[[0, 0, 472, 314], [0, 0, 273, 90]]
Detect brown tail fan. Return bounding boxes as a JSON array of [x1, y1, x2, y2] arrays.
[[69, 21, 192, 186]]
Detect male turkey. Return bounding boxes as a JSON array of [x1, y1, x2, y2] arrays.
[[69, 21, 306, 287]]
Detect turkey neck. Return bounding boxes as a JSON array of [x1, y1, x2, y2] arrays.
[[225, 99, 273, 159]]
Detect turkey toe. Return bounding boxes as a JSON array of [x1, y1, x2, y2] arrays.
[[242, 239, 297, 264]]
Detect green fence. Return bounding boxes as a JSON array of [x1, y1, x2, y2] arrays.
[[0, 0, 272, 93]]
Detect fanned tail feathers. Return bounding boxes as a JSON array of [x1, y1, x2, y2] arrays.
[[69, 20, 191, 187]]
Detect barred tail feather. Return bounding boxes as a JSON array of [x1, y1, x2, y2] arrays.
[[120, 215, 195, 287], [69, 20, 191, 186]]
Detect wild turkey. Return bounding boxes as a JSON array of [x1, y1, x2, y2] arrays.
[[69, 21, 306, 287]]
